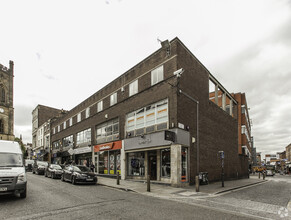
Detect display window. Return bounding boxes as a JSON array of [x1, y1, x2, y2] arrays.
[[161, 148, 171, 178], [127, 152, 145, 176], [181, 147, 188, 182], [98, 150, 120, 175]]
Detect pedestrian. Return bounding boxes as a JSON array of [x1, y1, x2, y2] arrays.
[[90, 162, 95, 173], [83, 159, 87, 167]]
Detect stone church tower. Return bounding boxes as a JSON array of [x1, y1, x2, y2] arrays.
[[0, 60, 14, 141]]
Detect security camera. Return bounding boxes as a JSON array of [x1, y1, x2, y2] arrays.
[[173, 68, 184, 77]]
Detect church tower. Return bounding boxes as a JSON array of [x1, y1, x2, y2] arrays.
[[0, 60, 14, 141]]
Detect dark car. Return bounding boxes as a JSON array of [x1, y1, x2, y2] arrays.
[[25, 159, 34, 172], [61, 165, 97, 185], [45, 164, 63, 179], [32, 161, 49, 175]]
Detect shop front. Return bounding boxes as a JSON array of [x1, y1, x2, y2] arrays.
[[74, 146, 92, 166], [124, 129, 190, 187], [94, 140, 122, 176]]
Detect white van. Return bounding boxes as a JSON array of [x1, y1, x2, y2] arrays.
[[0, 140, 27, 198]]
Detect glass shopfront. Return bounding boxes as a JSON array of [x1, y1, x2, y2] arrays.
[[181, 147, 188, 182], [94, 141, 122, 175], [127, 152, 145, 176], [161, 148, 171, 178]]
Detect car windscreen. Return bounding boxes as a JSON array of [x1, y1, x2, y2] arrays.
[[37, 161, 48, 166], [25, 160, 34, 166], [51, 165, 62, 170], [0, 153, 23, 167], [74, 166, 90, 172]]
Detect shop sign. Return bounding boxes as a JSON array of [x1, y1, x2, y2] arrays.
[[74, 146, 91, 155], [94, 140, 122, 152], [68, 148, 75, 155]]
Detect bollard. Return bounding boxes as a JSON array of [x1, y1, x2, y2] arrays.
[[147, 175, 150, 192], [195, 175, 199, 192], [263, 172, 265, 180], [259, 172, 261, 179], [222, 173, 224, 187], [117, 172, 120, 185]]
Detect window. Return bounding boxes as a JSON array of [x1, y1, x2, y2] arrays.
[[161, 149, 171, 178], [126, 99, 168, 136], [0, 119, 4, 133], [52, 141, 60, 150], [76, 128, 91, 145], [69, 118, 73, 126], [53, 127, 56, 134], [63, 121, 66, 130], [0, 87, 5, 103], [77, 113, 81, 123], [86, 107, 90, 118], [57, 125, 60, 132], [151, 65, 164, 85], [110, 93, 117, 106], [129, 80, 138, 96], [97, 101, 103, 112], [127, 152, 145, 176], [96, 119, 119, 144], [63, 135, 73, 148]]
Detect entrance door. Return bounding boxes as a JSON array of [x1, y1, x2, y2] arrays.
[[148, 151, 157, 180]]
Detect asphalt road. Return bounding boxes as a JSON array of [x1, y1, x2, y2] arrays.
[[0, 172, 253, 220]]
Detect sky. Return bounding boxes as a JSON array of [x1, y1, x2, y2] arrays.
[[0, 0, 290, 158]]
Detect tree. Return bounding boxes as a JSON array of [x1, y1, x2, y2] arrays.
[[14, 137, 27, 158]]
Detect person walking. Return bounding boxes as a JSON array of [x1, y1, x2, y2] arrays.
[[90, 162, 95, 173]]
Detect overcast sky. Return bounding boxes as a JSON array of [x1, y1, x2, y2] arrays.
[[1, 0, 290, 158]]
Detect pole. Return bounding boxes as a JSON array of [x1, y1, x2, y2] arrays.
[[222, 157, 224, 187], [147, 175, 150, 192], [195, 175, 199, 192], [117, 172, 120, 185]]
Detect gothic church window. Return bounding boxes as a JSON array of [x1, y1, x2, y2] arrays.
[[0, 86, 5, 103], [0, 119, 4, 133]]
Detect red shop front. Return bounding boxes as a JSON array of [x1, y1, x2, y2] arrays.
[[94, 140, 122, 175]]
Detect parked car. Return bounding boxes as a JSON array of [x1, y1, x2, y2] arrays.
[[25, 159, 34, 172], [45, 164, 63, 179], [0, 140, 27, 198], [266, 170, 274, 176], [32, 161, 49, 175], [61, 165, 97, 185]]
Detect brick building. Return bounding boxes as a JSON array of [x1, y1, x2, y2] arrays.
[[50, 37, 248, 186], [0, 61, 14, 141], [286, 144, 291, 162], [32, 105, 65, 160]]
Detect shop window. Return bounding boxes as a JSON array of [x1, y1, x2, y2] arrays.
[[128, 152, 145, 176], [151, 65, 164, 86], [181, 147, 188, 182], [161, 149, 171, 178], [98, 150, 120, 175]]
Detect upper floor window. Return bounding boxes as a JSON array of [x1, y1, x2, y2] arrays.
[[126, 99, 168, 137], [97, 100, 103, 112], [151, 65, 164, 86], [86, 107, 90, 118], [96, 118, 119, 144], [0, 119, 4, 133], [110, 93, 117, 106], [129, 80, 138, 97], [69, 118, 73, 126], [53, 127, 56, 134], [63, 135, 73, 148], [77, 113, 81, 123], [52, 140, 60, 150], [63, 121, 66, 130], [57, 125, 60, 132], [76, 128, 91, 145]]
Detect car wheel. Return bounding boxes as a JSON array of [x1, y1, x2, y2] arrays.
[[20, 188, 27, 199], [61, 174, 65, 182], [72, 176, 76, 185]]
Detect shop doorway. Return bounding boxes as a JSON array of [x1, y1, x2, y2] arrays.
[[148, 151, 157, 180]]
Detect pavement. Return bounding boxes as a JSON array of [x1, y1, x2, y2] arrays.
[[97, 174, 268, 198]]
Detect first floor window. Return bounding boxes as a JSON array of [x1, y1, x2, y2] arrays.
[[97, 101, 103, 112], [110, 93, 117, 106], [127, 152, 145, 176], [129, 80, 138, 96], [161, 149, 171, 178]]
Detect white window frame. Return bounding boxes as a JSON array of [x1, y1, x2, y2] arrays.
[[151, 65, 164, 86], [86, 107, 90, 118], [97, 100, 103, 112], [129, 79, 138, 97], [110, 93, 117, 106], [63, 121, 66, 130], [69, 118, 73, 126], [57, 125, 60, 132], [77, 113, 81, 123]]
